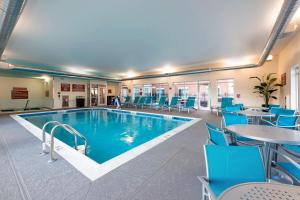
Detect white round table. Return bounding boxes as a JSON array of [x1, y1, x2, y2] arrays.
[[218, 182, 300, 200], [226, 125, 300, 178], [237, 110, 275, 124]]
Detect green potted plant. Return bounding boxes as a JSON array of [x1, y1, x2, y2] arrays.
[[250, 73, 282, 108]]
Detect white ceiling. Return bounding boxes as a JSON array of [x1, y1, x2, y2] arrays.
[[3, 0, 283, 78]]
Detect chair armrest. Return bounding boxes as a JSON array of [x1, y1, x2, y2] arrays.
[[197, 176, 217, 200], [271, 148, 300, 170], [260, 118, 276, 126], [279, 145, 300, 159]]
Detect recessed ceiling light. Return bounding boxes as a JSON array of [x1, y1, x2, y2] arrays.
[[159, 64, 176, 74], [126, 70, 136, 78]]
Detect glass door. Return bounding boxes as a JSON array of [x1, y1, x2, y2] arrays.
[[121, 86, 129, 102], [199, 81, 210, 110], [91, 84, 98, 106], [174, 81, 198, 109], [98, 85, 106, 105]]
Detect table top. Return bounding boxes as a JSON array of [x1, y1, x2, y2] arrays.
[[218, 182, 300, 200], [226, 125, 300, 145], [238, 110, 274, 117]]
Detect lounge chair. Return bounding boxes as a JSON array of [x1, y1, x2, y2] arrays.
[[144, 96, 152, 108], [132, 96, 140, 107], [136, 96, 146, 108], [165, 96, 179, 111], [179, 96, 195, 113], [153, 96, 166, 110], [122, 96, 131, 107]]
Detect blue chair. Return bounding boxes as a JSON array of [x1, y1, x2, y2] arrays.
[[281, 144, 300, 158], [223, 112, 259, 144], [180, 97, 196, 113], [122, 96, 131, 107], [206, 123, 229, 146], [153, 96, 166, 110], [198, 145, 266, 199], [132, 96, 140, 107], [222, 112, 247, 127], [261, 115, 299, 129], [136, 96, 147, 108], [166, 96, 179, 111], [234, 103, 244, 110], [268, 104, 280, 109], [221, 97, 233, 112], [224, 105, 241, 113], [271, 148, 300, 185], [144, 96, 152, 108]]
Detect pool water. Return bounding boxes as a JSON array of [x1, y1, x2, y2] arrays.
[[22, 109, 189, 164]]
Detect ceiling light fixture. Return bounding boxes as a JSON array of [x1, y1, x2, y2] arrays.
[[266, 55, 273, 61], [160, 64, 176, 74]]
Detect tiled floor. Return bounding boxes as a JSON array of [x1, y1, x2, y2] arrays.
[[0, 107, 221, 200]]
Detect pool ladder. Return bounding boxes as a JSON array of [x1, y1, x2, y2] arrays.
[[41, 121, 88, 163]]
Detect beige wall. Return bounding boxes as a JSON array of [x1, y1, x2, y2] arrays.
[[52, 77, 89, 109], [0, 76, 51, 109], [278, 31, 300, 110], [122, 57, 280, 107]]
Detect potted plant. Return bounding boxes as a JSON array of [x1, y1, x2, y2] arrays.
[[250, 73, 282, 108]]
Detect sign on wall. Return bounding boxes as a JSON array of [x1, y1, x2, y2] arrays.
[[72, 84, 85, 92], [61, 83, 71, 91], [11, 87, 28, 99]]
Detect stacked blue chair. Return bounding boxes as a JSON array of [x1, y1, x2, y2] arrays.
[[198, 145, 266, 199], [206, 123, 229, 146]]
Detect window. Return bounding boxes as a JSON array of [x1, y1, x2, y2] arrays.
[[152, 83, 169, 103], [174, 81, 198, 108], [133, 85, 142, 99], [291, 65, 299, 111], [143, 84, 152, 97], [121, 86, 128, 102], [217, 79, 234, 102]]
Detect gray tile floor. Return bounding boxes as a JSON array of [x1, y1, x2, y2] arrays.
[[0, 107, 221, 200]]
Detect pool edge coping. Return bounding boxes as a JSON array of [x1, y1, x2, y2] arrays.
[[11, 107, 201, 181]]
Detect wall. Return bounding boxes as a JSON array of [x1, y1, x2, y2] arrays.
[[278, 31, 300, 109], [0, 76, 50, 110], [52, 77, 89, 109], [122, 57, 280, 107]]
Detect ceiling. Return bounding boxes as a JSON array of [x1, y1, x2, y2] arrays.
[[3, 0, 284, 78]]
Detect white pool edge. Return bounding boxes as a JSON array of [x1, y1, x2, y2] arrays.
[[11, 108, 201, 181]]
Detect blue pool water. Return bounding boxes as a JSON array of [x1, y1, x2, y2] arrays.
[[21, 109, 190, 164]]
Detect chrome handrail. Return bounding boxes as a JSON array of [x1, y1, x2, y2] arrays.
[[41, 121, 61, 154], [41, 121, 88, 162]]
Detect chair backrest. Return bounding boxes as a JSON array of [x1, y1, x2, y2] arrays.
[[133, 96, 140, 104], [158, 96, 166, 106], [204, 145, 266, 188], [268, 104, 280, 109], [221, 97, 233, 108], [125, 96, 131, 103], [234, 103, 244, 110], [276, 115, 299, 128], [170, 96, 179, 106], [225, 105, 241, 113], [277, 108, 295, 116], [139, 96, 146, 104], [223, 112, 247, 127], [206, 123, 228, 146], [145, 96, 152, 104], [186, 97, 196, 108], [270, 107, 282, 115]]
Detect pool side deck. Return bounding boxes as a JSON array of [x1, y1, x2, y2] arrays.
[[0, 107, 220, 200]]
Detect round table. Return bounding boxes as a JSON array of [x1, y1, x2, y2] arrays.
[[237, 110, 275, 124], [226, 125, 300, 178], [218, 182, 300, 200]]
